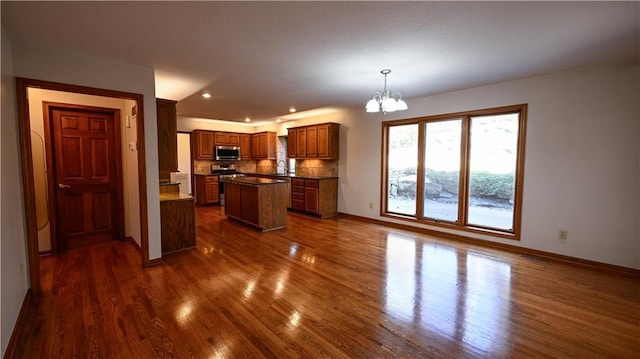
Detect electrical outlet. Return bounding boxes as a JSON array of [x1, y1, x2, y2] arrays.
[[20, 263, 24, 278], [558, 230, 568, 240], [369, 202, 373, 209]]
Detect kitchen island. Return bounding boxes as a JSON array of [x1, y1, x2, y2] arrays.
[[224, 177, 288, 231]]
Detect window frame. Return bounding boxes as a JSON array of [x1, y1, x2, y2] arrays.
[[381, 104, 527, 240]]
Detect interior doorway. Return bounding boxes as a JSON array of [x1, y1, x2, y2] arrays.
[[16, 78, 150, 294], [44, 103, 124, 250]]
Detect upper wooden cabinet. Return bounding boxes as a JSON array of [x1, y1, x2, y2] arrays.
[[156, 99, 178, 178], [252, 132, 276, 159], [287, 128, 297, 158], [193, 130, 214, 160], [214, 131, 240, 146], [287, 123, 339, 159], [240, 134, 252, 159]]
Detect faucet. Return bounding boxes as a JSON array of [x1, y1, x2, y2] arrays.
[[277, 160, 287, 174]]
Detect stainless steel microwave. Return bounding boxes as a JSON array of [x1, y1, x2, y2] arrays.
[[215, 146, 241, 161]]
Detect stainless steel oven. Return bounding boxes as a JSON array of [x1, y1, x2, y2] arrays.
[[214, 146, 241, 161]]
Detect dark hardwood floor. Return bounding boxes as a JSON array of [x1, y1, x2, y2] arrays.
[[13, 206, 640, 358]]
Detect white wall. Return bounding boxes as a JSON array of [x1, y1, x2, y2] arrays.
[[11, 42, 162, 261], [27, 89, 141, 250], [177, 116, 256, 133], [1, 26, 29, 356], [338, 60, 639, 269]]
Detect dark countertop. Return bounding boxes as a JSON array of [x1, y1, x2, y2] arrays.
[[242, 172, 339, 180], [224, 177, 289, 186]]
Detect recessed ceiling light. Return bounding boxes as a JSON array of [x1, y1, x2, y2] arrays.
[[289, 107, 296, 113], [276, 119, 282, 123], [201, 93, 212, 99], [245, 117, 251, 122]]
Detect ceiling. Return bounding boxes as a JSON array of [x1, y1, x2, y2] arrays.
[[2, 2, 639, 124]]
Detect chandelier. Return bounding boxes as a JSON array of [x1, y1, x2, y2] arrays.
[[365, 69, 408, 114]]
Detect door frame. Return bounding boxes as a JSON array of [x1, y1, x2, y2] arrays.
[[16, 77, 151, 294], [43, 102, 126, 252]]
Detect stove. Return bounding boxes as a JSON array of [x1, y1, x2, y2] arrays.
[[211, 169, 245, 180]]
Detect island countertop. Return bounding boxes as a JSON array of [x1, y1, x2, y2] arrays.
[[159, 192, 195, 202], [241, 172, 339, 180], [224, 177, 288, 185]]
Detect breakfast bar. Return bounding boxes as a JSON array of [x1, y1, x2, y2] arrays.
[[223, 177, 288, 231]]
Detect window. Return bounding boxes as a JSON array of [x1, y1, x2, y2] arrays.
[[382, 104, 527, 239]]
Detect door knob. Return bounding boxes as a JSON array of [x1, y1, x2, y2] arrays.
[[58, 183, 70, 189]]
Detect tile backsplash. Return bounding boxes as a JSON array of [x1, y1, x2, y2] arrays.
[[295, 159, 338, 177], [193, 158, 338, 177]]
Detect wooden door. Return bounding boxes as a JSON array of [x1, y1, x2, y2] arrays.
[[49, 105, 122, 249]]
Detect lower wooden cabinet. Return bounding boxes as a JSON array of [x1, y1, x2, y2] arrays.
[[195, 175, 219, 205], [291, 178, 337, 218], [224, 180, 287, 231], [160, 197, 195, 255]]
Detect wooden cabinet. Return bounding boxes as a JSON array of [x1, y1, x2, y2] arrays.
[[224, 180, 241, 218], [306, 126, 317, 157], [214, 131, 240, 146], [160, 197, 195, 255], [287, 123, 339, 159], [240, 134, 252, 159], [193, 130, 214, 160], [291, 178, 305, 211], [194, 175, 219, 205], [224, 179, 287, 231], [287, 128, 297, 158], [252, 132, 276, 159], [156, 99, 178, 180], [296, 128, 307, 157], [317, 123, 336, 157], [290, 177, 338, 218]]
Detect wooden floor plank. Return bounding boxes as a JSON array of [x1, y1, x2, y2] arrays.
[[13, 206, 640, 358]]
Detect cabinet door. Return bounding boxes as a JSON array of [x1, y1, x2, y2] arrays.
[[227, 133, 241, 145], [214, 132, 228, 145], [240, 185, 260, 226], [304, 187, 319, 213], [205, 182, 219, 203], [287, 128, 297, 158], [240, 134, 252, 159], [317, 124, 330, 157], [156, 99, 178, 174], [306, 126, 318, 157], [224, 182, 241, 218], [160, 199, 195, 254], [195, 130, 214, 159], [252, 133, 262, 158], [296, 128, 307, 157]]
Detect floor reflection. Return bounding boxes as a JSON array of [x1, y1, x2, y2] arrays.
[[385, 232, 512, 355]]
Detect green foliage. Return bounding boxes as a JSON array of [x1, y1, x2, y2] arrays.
[[426, 170, 514, 200]]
